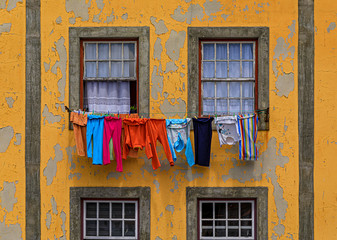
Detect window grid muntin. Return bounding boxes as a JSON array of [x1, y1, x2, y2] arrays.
[[83, 41, 137, 81], [83, 200, 138, 240], [201, 41, 255, 115], [199, 200, 255, 240]]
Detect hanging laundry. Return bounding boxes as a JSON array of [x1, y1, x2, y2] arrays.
[[87, 115, 105, 165], [192, 117, 214, 167], [215, 116, 240, 146], [70, 111, 87, 156], [166, 118, 194, 166], [237, 114, 259, 161], [103, 116, 122, 171]]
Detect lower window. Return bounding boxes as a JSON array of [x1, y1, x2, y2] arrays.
[[83, 200, 138, 239]]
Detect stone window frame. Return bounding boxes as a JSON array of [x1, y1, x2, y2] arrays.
[[69, 27, 150, 129], [70, 187, 151, 240], [187, 27, 269, 130], [186, 187, 268, 240]]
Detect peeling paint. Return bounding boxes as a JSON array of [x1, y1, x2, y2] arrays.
[[69, 172, 82, 180], [327, 22, 336, 33], [153, 38, 163, 60], [165, 30, 186, 61], [59, 210, 66, 240], [171, 4, 204, 24], [42, 105, 62, 125], [51, 37, 67, 102], [221, 14, 229, 21], [66, 146, 76, 170], [203, 0, 223, 18], [69, 17, 76, 24], [0, 181, 17, 212], [96, 0, 104, 10], [0, 0, 5, 9], [165, 61, 178, 73], [14, 133, 21, 146], [55, 103, 66, 112], [43, 144, 63, 185], [0, 23, 11, 36], [155, 237, 162, 240], [172, 235, 177, 240], [56, 16, 62, 24], [51, 196, 58, 215], [0, 126, 14, 153], [150, 17, 168, 35], [107, 171, 122, 180], [5, 97, 15, 108], [153, 180, 160, 193], [151, 64, 164, 100], [46, 211, 51, 229], [121, 13, 128, 20], [6, 0, 22, 11], [159, 96, 186, 118], [274, 73, 294, 97], [65, 0, 91, 22], [105, 9, 115, 23], [0, 215, 22, 240], [44, 61, 50, 72], [165, 205, 175, 214]]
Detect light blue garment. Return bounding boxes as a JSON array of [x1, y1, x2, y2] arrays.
[[86, 115, 105, 165], [166, 118, 195, 167]]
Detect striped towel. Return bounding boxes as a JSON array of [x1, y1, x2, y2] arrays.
[[237, 114, 259, 161]]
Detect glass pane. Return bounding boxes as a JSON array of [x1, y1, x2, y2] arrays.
[[202, 220, 213, 226], [241, 228, 253, 237], [228, 220, 239, 226], [242, 62, 253, 78], [111, 203, 122, 218], [215, 229, 226, 237], [124, 203, 136, 219], [241, 202, 252, 219], [111, 221, 122, 236], [242, 82, 254, 97], [242, 43, 253, 59], [215, 203, 226, 219], [111, 43, 122, 59], [98, 43, 109, 60], [86, 202, 97, 218], [243, 99, 254, 113], [124, 221, 136, 236], [111, 62, 122, 77], [123, 61, 135, 77], [98, 62, 109, 77], [203, 62, 215, 78], [215, 220, 226, 226], [85, 43, 96, 60], [202, 203, 213, 219], [123, 43, 135, 59], [229, 100, 240, 114], [217, 99, 227, 114], [229, 82, 240, 98], [228, 203, 239, 219], [241, 220, 252, 226], [228, 228, 239, 237], [86, 220, 97, 236], [229, 62, 240, 78], [229, 43, 240, 60], [203, 44, 214, 60], [202, 229, 213, 237], [99, 203, 110, 218], [99, 220, 109, 236], [203, 82, 215, 98], [216, 62, 227, 78], [216, 43, 227, 60], [216, 82, 228, 98], [203, 99, 215, 115], [85, 62, 96, 78]]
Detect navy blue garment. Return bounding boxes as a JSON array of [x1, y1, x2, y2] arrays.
[[192, 117, 214, 167]]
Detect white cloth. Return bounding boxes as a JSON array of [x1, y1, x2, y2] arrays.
[[215, 116, 240, 146]]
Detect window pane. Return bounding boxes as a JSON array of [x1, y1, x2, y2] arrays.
[[124, 203, 136, 219], [124, 43, 135, 59], [123, 61, 135, 77], [111, 203, 122, 218], [203, 44, 214, 60], [111, 221, 122, 236], [241, 220, 252, 226], [111, 43, 122, 59], [241, 202, 252, 219], [202, 202, 213, 219], [85, 43, 96, 60], [215, 203, 226, 219], [98, 62, 109, 77], [216, 99, 227, 114], [124, 221, 136, 236], [203, 62, 215, 78], [242, 61, 253, 78], [98, 43, 109, 60], [86, 202, 97, 218], [215, 229, 226, 237], [203, 82, 215, 98], [111, 62, 122, 77], [202, 229, 213, 237], [242, 43, 253, 59], [216, 43, 227, 60], [242, 82, 254, 98], [203, 99, 215, 115], [202, 220, 213, 226], [228, 203, 239, 219], [85, 62, 96, 78], [99, 203, 110, 219], [229, 82, 240, 98], [229, 100, 240, 113], [99, 220, 109, 236], [228, 228, 239, 237], [241, 228, 253, 237], [228, 220, 239, 226], [243, 99, 254, 113], [228, 62, 240, 78], [216, 82, 227, 98], [215, 220, 226, 226], [216, 62, 227, 78], [229, 43, 240, 60], [86, 220, 97, 236]]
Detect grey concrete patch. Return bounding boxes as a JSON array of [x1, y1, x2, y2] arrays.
[[43, 144, 63, 186], [5, 97, 15, 108], [203, 0, 223, 17], [69, 172, 82, 180], [221, 14, 229, 21], [65, 0, 91, 21], [327, 22, 336, 33], [6, 0, 22, 11], [171, 4, 204, 24], [105, 10, 115, 23], [46, 211, 51, 229], [0, 0, 5, 9], [69, 17, 76, 24], [93, 13, 101, 23], [42, 105, 62, 125], [96, 0, 104, 9], [0, 23, 11, 35], [150, 17, 168, 35], [165, 30, 186, 61], [0, 215, 22, 239], [0, 126, 14, 152], [66, 145, 76, 170], [59, 210, 66, 239], [121, 13, 128, 20], [151, 64, 163, 100], [153, 38, 162, 60], [165, 205, 174, 214], [0, 181, 17, 212], [51, 37, 67, 102], [272, 60, 278, 78], [243, 5, 248, 11], [284, 118, 288, 132], [14, 133, 21, 146], [274, 72, 294, 97], [55, 103, 66, 112], [165, 61, 178, 73], [56, 16, 62, 24], [51, 196, 58, 214], [153, 180, 160, 193], [44, 61, 50, 72], [107, 172, 122, 180], [159, 97, 186, 118], [155, 237, 162, 240]]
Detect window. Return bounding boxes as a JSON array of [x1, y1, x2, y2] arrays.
[[199, 199, 255, 239], [83, 200, 138, 239], [81, 40, 138, 113], [200, 41, 256, 115]]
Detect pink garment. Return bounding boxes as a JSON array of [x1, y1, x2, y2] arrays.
[[103, 117, 123, 171]]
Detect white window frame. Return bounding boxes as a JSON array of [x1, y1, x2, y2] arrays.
[[199, 200, 255, 240], [200, 41, 256, 116], [83, 200, 138, 240]]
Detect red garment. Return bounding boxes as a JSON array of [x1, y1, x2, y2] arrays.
[[103, 117, 122, 171]]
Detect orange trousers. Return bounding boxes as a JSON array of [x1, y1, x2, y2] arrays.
[[70, 112, 87, 156]]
